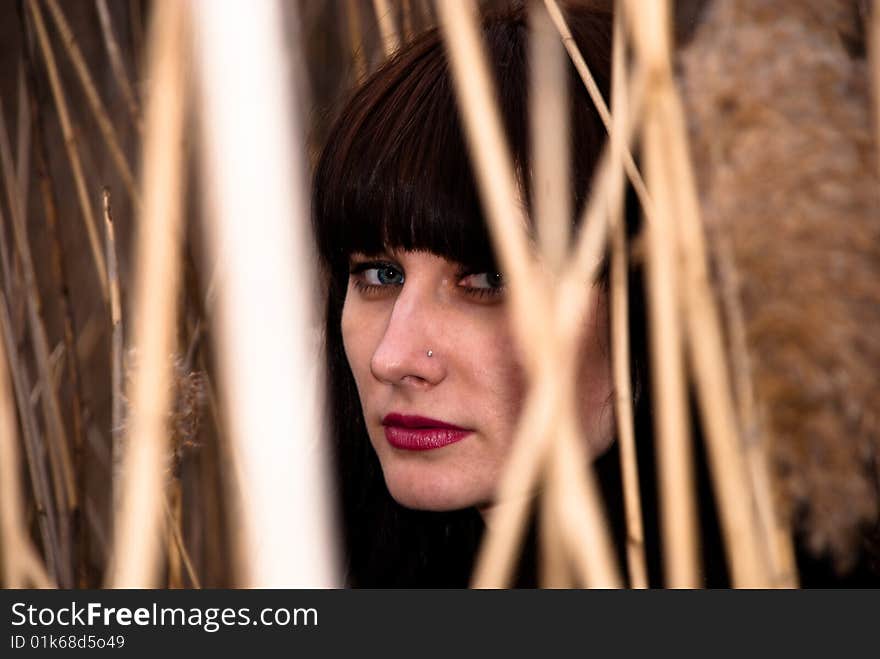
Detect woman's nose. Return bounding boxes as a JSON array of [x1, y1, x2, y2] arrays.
[[370, 287, 446, 388]]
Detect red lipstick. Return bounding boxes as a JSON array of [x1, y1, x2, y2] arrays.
[[381, 413, 472, 451]]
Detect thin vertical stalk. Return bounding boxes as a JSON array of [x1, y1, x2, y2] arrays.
[[644, 98, 700, 588], [166, 481, 183, 588], [103, 190, 124, 519], [664, 84, 773, 586], [609, 7, 648, 590], [439, 0, 621, 589], [107, 0, 188, 588], [0, 96, 75, 587], [714, 234, 798, 587], [26, 0, 108, 302], [530, 0, 571, 587], [15, 63, 29, 223], [43, 0, 141, 208], [626, 0, 777, 587], [95, 0, 143, 133], [623, 0, 699, 587], [373, 0, 401, 58], [164, 494, 201, 588], [192, 0, 338, 587], [544, 0, 651, 218], [530, 1, 570, 273], [435, 1, 540, 354]]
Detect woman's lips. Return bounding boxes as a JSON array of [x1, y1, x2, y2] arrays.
[[381, 413, 472, 451]]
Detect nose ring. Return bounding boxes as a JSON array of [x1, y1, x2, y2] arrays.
[[426, 349, 433, 358]]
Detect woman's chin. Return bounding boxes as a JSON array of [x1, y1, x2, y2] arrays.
[[381, 467, 488, 512]]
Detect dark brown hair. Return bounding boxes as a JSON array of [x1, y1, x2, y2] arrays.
[[312, 2, 638, 586]]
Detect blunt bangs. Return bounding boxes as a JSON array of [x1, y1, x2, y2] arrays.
[[312, 5, 612, 283], [314, 31, 504, 278]]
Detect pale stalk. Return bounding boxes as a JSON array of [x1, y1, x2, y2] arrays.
[[436, 0, 541, 361], [543, 0, 652, 221], [103, 190, 125, 519], [373, 0, 401, 58], [625, 0, 699, 587], [192, 0, 338, 587], [15, 64, 29, 224], [664, 85, 777, 587], [609, 7, 647, 589], [530, 1, 570, 273], [107, 0, 188, 588]]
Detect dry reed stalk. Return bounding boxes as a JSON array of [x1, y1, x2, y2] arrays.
[[192, 0, 338, 587], [107, 0, 188, 588], [474, 368, 565, 585], [713, 233, 798, 587], [664, 85, 770, 587], [622, 0, 700, 588], [95, 0, 143, 133], [438, 1, 621, 588], [608, 7, 647, 589], [166, 481, 183, 588], [634, 0, 782, 587], [435, 1, 541, 355], [529, 1, 572, 588], [0, 292, 59, 584], [373, 0, 401, 58], [24, 52, 91, 586], [565, 68, 646, 299], [541, 394, 574, 587], [26, 0, 108, 302], [530, 1, 570, 273], [43, 0, 141, 209], [0, 96, 75, 587], [346, 0, 367, 83], [163, 492, 202, 588], [553, 406, 620, 586], [544, 0, 652, 221], [0, 312, 52, 589], [15, 65, 30, 222], [103, 189, 125, 517], [539, 470, 570, 586]]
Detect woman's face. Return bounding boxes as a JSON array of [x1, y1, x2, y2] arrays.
[[341, 248, 614, 512]]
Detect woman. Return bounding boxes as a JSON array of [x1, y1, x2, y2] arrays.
[[313, 2, 880, 589], [312, 2, 646, 587]]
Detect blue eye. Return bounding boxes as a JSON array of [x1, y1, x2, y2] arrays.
[[349, 260, 404, 294], [371, 265, 404, 286], [459, 271, 504, 289], [458, 270, 505, 301]]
